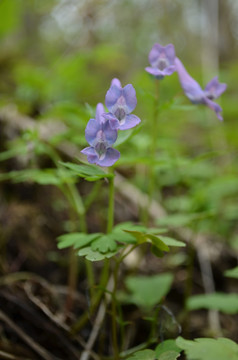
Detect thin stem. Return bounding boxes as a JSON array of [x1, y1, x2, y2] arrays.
[[111, 259, 120, 359], [103, 170, 119, 359], [183, 240, 196, 336], [144, 79, 160, 225], [65, 246, 78, 314], [107, 171, 119, 359], [63, 182, 95, 313], [71, 259, 110, 334], [107, 174, 115, 234]]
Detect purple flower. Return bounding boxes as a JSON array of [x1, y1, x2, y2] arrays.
[[145, 43, 176, 79], [81, 103, 120, 167], [204, 76, 227, 100], [175, 57, 226, 121], [104, 78, 141, 130]]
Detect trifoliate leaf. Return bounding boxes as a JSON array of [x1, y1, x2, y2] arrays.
[[186, 293, 238, 314], [91, 235, 118, 253], [126, 349, 155, 360], [176, 336, 238, 360], [124, 273, 173, 309]]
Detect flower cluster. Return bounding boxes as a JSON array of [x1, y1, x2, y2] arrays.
[[145, 43, 227, 120], [81, 79, 141, 167], [82, 43, 227, 167]]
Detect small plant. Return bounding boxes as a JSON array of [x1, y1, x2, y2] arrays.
[[1, 30, 236, 360]]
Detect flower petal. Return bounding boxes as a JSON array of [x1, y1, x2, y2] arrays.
[[162, 65, 176, 76], [204, 76, 227, 99], [148, 43, 163, 66], [81, 146, 98, 164], [204, 98, 223, 121], [111, 78, 121, 87], [164, 44, 176, 64], [105, 83, 122, 112], [95, 103, 105, 124], [85, 119, 101, 146], [97, 148, 120, 167], [119, 114, 141, 130], [103, 113, 120, 130], [102, 120, 118, 145], [175, 57, 204, 103], [145, 66, 165, 78], [122, 84, 137, 113]]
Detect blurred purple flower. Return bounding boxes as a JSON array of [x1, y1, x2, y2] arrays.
[[104, 78, 141, 130], [81, 103, 120, 167], [145, 43, 176, 79], [204, 76, 227, 100], [175, 57, 226, 121]]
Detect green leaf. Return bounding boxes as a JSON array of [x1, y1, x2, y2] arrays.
[[123, 230, 147, 243], [115, 128, 134, 146], [176, 336, 238, 360], [123, 230, 170, 252], [0, 169, 75, 186], [0, 145, 27, 161], [155, 340, 181, 360], [186, 293, 238, 314], [225, 267, 238, 279], [110, 223, 142, 244], [159, 351, 181, 360], [78, 246, 119, 261], [91, 235, 118, 253], [126, 349, 155, 360], [111, 229, 136, 244], [146, 234, 170, 251], [59, 161, 112, 181], [157, 236, 186, 248], [57, 233, 100, 249], [124, 273, 173, 309], [151, 245, 164, 258]]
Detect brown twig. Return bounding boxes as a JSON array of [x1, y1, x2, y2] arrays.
[[0, 310, 59, 360]]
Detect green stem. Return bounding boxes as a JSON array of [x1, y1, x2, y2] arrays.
[[112, 259, 120, 359], [106, 171, 119, 359], [183, 240, 196, 336], [144, 79, 160, 225], [107, 173, 115, 234], [71, 172, 115, 334], [71, 259, 109, 334]]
